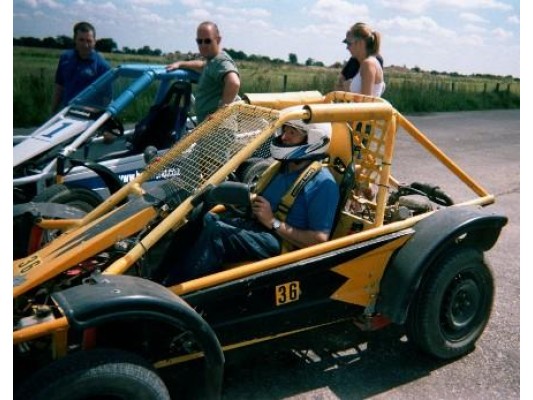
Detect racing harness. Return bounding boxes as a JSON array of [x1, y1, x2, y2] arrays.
[[253, 160, 324, 251]]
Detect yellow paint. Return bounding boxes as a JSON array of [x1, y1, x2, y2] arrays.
[[331, 235, 411, 306], [13, 206, 158, 297]]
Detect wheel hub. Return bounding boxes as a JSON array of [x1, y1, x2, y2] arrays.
[[443, 276, 481, 334]]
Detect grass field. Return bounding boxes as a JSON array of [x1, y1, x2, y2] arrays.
[[13, 46, 519, 128]]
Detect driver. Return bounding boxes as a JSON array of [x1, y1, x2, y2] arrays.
[[163, 117, 340, 284]]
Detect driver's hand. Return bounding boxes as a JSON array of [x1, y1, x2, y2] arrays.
[[251, 196, 274, 228]]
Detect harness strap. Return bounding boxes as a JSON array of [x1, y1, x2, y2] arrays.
[[254, 159, 324, 253], [253, 161, 281, 195], [275, 161, 323, 222]]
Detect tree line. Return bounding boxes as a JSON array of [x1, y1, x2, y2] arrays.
[[13, 36, 163, 56], [13, 35, 518, 80], [13, 35, 329, 67]]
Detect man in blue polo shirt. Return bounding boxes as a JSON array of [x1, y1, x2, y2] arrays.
[[163, 116, 340, 284], [52, 21, 111, 113]]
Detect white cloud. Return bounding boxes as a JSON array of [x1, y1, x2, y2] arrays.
[[379, 0, 431, 14], [186, 8, 211, 20], [247, 19, 271, 30], [492, 27, 514, 40], [21, 0, 61, 7], [507, 15, 519, 24], [180, 0, 207, 7], [381, 15, 456, 38], [459, 12, 489, 23], [130, 0, 171, 5], [96, 2, 119, 12], [12, 0, 520, 77], [35, 0, 61, 9], [310, 0, 369, 23], [435, 0, 513, 11], [464, 23, 488, 34], [391, 35, 432, 46], [216, 6, 271, 18], [132, 8, 169, 24], [23, 0, 38, 7], [380, 0, 513, 12], [461, 33, 485, 46]]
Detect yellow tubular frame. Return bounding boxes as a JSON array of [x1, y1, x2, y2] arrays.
[[14, 92, 497, 345]]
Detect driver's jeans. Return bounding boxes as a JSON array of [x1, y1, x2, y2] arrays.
[[163, 213, 281, 285]]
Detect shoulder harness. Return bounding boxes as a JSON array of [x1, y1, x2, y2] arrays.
[[254, 160, 323, 222]]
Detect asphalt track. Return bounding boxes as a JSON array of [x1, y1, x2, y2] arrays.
[[161, 109, 520, 400]]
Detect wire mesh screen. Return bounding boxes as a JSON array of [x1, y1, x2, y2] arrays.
[[326, 92, 391, 191], [321, 92, 394, 228], [351, 120, 388, 190], [142, 104, 279, 195]]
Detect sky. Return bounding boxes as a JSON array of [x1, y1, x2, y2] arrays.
[[12, 0, 520, 78]]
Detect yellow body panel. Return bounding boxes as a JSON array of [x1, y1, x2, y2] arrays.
[[331, 235, 412, 306]]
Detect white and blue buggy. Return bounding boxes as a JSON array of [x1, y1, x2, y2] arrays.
[[13, 64, 200, 209]]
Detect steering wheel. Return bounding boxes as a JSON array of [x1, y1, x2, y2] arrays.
[[189, 182, 253, 222]]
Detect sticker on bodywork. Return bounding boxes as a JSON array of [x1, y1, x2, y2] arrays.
[[275, 281, 301, 306], [16, 255, 41, 275]]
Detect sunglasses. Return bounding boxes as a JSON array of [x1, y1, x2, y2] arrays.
[[196, 38, 213, 45]]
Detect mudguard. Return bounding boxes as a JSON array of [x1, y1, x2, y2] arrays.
[[377, 205, 507, 324], [52, 274, 224, 400]]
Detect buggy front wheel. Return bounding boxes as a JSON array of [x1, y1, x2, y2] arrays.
[[406, 247, 494, 360], [14, 348, 170, 400]]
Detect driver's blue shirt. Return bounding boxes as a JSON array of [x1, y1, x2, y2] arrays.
[[55, 49, 111, 107], [163, 162, 340, 285], [262, 165, 340, 234]]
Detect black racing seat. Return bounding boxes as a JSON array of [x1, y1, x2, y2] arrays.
[[96, 81, 193, 163]]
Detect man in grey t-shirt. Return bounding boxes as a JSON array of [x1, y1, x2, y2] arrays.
[[166, 21, 241, 124]]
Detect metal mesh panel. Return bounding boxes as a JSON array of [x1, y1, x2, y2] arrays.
[[142, 104, 279, 195], [324, 92, 393, 227], [326, 92, 390, 190], [351, 120, 388, 189]]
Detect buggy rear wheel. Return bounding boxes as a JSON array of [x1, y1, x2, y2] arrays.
[[406, 247, 494, 360], [34, 184, 103, 213], [14, 348, 170, 400]]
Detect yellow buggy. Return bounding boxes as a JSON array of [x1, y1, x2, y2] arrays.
[[13, 91, 507, 399]]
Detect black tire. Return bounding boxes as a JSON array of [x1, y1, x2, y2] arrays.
[[233, 157, 261, 182], [34, 184, 103, 213], [241, 158, 275, 186], [406, 247, 494, 360], [15, 348, 170, 400]]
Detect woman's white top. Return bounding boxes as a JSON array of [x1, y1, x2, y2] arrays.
[[349, 56, 386, 97]]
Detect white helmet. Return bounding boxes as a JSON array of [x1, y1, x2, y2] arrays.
[[271, 108, 331, 161]]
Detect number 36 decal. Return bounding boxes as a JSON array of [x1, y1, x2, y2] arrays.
[[275, 281, 301, 306]]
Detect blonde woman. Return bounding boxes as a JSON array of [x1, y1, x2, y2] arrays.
[[343, 22, 385, 97]]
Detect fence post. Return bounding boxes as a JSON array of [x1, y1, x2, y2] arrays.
[[283, 75, 288, 92], [495, 82, 500, 93]]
